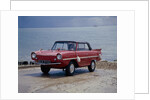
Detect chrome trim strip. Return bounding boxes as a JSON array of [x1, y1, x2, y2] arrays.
[[80, 56, 99, 59], [63, 58, 77, 60], [63, 56, 99, 60]]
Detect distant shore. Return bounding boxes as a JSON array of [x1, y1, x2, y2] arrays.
[[18, 60, 117, 70], [97, 61, 117, 70]]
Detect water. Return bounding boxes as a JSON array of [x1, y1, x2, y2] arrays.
[[18, 26, 117, 62]]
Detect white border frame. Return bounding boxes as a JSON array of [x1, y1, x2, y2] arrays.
[[0, 10, 134, 99], [10, 0, 148, 94]]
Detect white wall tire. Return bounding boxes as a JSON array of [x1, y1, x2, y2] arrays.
[[66, 61, 75, 76], [88, 61, 96, 72]]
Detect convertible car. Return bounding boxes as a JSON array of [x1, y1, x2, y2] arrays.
[[31, 41, 102, 76]]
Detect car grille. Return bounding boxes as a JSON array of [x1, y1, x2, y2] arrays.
[[38, 60, 51, 64]]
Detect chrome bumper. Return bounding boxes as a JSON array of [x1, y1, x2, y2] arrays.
[[36, 60, 61, 65], [37, 62, 61, 65]]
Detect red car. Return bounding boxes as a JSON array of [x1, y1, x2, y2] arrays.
[[31, 41, 102, 76]]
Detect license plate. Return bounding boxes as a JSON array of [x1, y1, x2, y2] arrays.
[[38, 60, 51, 64]]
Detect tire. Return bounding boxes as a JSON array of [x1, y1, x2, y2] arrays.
[[40, 65, 50, 74], [88, 61, 96, 72], [66, 61, 75, 76]]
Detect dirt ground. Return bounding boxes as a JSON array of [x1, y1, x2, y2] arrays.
[[18, 61, 117, 93]]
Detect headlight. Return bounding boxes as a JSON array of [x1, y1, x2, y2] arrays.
[[31, 53, 37, 59], [57, 54, 62, 60]]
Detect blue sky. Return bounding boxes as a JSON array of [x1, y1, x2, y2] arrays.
[[18, 16, 117, 28]]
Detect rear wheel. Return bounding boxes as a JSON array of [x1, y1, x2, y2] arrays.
[[40, 65, 50, 74], [66, 61, 75, 76], [88, 61, 96, 72]]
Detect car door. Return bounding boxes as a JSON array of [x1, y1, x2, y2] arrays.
[[82, 43, 92, 65], [76, 43, 91, 67]]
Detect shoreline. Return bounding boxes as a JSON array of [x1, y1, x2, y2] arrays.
[[18, 61, 117, 70]]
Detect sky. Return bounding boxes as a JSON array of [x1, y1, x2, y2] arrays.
[[18, 16, 117, 28]]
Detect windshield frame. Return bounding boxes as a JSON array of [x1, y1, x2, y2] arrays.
[[51, 42, 77, 51]]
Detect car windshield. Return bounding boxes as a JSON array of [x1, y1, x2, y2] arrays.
[[51, 42, 76, 51]]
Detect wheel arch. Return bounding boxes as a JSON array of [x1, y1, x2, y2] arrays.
[[70, 59, 79, 68], [91, 59, 96, 63]]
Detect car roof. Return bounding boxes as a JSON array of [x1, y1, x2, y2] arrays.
[[55, 41, 89, 44]]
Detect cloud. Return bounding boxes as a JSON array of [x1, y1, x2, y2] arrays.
[[70, 17, 103, 27], [69, 16, 117, 27], [18, 16, 117, 28]]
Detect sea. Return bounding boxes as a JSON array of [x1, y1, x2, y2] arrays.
[[18, 26, 117, 62]]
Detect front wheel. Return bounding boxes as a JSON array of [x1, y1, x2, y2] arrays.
[[40, 65, 50, 74], [66, 61, 75, 76], [88, 61, 96, 72]]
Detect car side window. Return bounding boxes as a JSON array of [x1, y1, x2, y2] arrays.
[[78, 43, 89, 51], [68, 43, 76, 51], [84, 44, 89, 50]]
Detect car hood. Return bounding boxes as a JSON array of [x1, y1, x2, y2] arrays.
[[35, 50, 68, 56]]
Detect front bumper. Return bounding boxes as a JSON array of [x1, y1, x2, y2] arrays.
[[37, 62, 61, 65], [36, 60, 61, 65]]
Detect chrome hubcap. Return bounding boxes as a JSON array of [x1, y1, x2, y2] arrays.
[[91, 62, 95, 69], [70, 64, 74, 73]]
